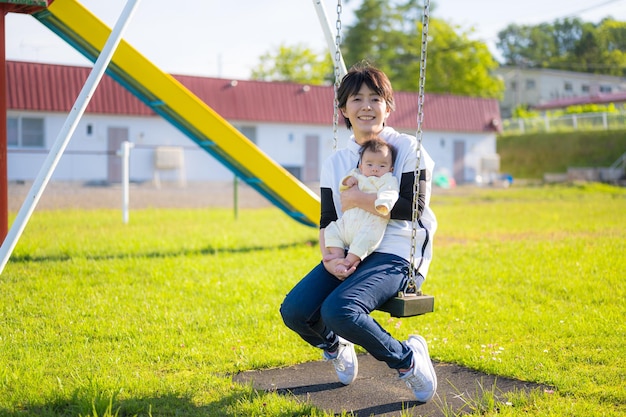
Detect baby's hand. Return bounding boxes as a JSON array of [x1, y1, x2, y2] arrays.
[[323, 258, 355, 280], [334, 259, 357, 278], [343, 176, 358, 188]]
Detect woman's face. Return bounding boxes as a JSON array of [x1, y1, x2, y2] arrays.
[[341, 83, 391, 144]]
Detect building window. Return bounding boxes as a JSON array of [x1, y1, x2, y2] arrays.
[[238, 126, 257, 144], [599, 85, 612, 93], [7, 117, 18, 147], [7, 116, 45, 148], [525, 79, 536, 90], [564, 82, 573, 92], [581, 84, 590, 93], [510, 81, 517, 91]]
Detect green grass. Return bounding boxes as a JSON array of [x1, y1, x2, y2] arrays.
[[1, 183, 625, 416], [498, 129, 626, 179]]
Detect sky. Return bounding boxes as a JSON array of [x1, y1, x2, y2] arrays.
[[5, 0, 626, 80]]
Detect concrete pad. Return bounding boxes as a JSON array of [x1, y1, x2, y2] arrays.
[[234, 354, 544, 416]]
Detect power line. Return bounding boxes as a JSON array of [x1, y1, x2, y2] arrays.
[[563, 0, 624, 18]]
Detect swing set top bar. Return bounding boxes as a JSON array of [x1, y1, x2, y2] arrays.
[[0, 0, 53, 13]]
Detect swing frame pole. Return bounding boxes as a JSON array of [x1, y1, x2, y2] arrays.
[[311, 0, 347, 77], [0, 0, 142, 274]]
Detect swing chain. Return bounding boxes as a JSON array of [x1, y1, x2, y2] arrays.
[[407, 0, 430, 295], [332, 0, 343, 151]]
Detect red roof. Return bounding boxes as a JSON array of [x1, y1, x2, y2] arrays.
[[6, 60, 501, 133], [533, 92, 626, 111]]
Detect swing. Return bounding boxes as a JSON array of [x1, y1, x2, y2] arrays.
[[329, 0, 434, 318]]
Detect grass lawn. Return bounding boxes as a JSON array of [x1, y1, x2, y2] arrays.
[[1, 183, 624, 416]]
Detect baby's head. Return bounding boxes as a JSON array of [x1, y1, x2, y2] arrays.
[[358, 138, 396, 177]]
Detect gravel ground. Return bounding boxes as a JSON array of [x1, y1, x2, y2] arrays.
[[8, 180, 312, 211], [8, 180, 480, 212]]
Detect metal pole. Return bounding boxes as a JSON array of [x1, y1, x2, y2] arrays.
[[233, 175, 239, 220], [311, 0, 347, 78], [0, 0, 142, 274], [119, 140, 134, 224], [0, 7, 9, 241]]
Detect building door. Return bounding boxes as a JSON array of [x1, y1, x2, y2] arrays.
[[303, 135, 320, 182], [107, 127, 128, 183], [453, 140, 465, 184]]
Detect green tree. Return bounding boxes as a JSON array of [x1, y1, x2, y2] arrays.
[[496, 17, 626, 76], [342, 0, 503, 98], [588, 18, 626, 76], [423, 20, 504, 98], [572, 22, 604, 73], [250, 44, 332, 84], [497, 19, 585, 68]]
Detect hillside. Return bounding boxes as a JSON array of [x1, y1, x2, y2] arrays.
[[497, 129, 626, 180]]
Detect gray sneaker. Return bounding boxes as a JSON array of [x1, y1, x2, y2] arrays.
[[400, 335, 437, 402], [323, 337, 358, 385]]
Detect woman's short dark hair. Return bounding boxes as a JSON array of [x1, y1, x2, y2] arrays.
[[337, 62, 395, 130]]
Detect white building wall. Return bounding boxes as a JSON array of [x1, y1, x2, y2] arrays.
[[8, 111, 353, 183], [422, 133, 453, 180], [396, 129, 496, 183], [8, 111, 494, 185], [252, 122, 351, 169], [463, 132, 498, 180]]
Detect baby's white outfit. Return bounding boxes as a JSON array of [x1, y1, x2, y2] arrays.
[[324, 168, 399, 260]]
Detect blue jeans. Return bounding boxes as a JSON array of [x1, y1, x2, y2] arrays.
[[280, 252, 424, 369]]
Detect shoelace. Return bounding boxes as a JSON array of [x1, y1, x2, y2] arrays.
[[331, 355, 346, 371], [403, 369, 427, 390], [325, 344, 348, 371]]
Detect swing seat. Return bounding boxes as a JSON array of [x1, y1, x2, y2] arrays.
[[378, 292, 434, 318]]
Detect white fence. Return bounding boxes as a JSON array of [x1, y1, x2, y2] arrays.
[[501, 112, 626, 135]]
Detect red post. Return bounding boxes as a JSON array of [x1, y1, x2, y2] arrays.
[[0, 6, 8, 241]]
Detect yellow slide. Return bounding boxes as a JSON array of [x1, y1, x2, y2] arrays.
[[33, 0, 320, 227]]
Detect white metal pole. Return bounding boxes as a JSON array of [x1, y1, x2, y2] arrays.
[[312, 0, 347, 78], [0, 0, 142, 274], [119, 141, 134, 224]]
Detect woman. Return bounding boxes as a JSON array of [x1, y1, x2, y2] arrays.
[[280, 63, 437, 402]]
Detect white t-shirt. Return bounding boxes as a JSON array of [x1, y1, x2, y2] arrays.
[[320, 126, 437, 277]]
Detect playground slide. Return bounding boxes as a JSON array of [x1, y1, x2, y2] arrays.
[[32, 0, 320, 227]]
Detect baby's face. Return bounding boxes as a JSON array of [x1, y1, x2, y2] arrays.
[[359, 148, 393, 177]]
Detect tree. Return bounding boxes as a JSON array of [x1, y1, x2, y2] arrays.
[[249, 0, 504, 98], [573, 22, 604, 73], [420, 20, 504, 98], [588, 18, 626, 76], [496, 17, 626, 76], [341, 0, 504, 98], [250, 44, 332, 84], [497, 19, 585, 68]]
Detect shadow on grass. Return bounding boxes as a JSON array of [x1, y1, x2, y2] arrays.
[[0, 390, 252, 417], [8, 239, 318, 264]]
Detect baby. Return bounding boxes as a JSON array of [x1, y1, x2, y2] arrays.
[[324, 137, 399, 275]]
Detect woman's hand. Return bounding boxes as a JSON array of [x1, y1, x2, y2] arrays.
[[340, 183, 384, 217], [339, 182, 363, 212]]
